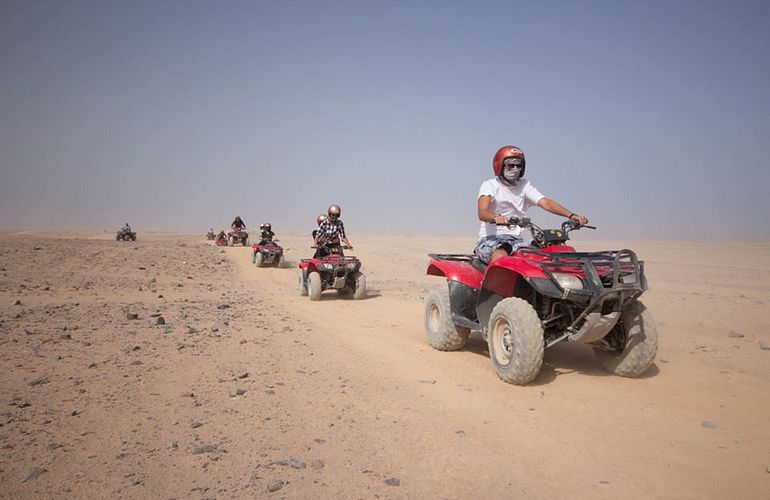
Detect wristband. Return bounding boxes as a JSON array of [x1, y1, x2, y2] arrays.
[[568, 213, 576, 220]]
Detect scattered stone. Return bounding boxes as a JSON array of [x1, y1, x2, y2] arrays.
[[238, 372, 249, 379], [12, 299, 21, 306], [181, 392, 195, 398], [728, 330, 744, 338], [314, 438, 327, 444], [156, 316, 166, 325], [23, 467, 47, 482], [701, 420, 718, 429], [187, 325, 197, 334], [278, 459, 306, 469], [267, 480, 285, 492], [126, 312, 139, 320], [192, 444, 219, 455], [28, 375, 49, 386], [418, 379, 436, 384], [217, 304, 230, 310], [130, 360, 144, 366], [233, 388, 247, 397], [71, 410, 81, 416], [47, 442, 63, 450], [759, 341, 770, 351], [455, 430, 465, 437], [191, 421, 203, 429], [384, 477, 401, 486]]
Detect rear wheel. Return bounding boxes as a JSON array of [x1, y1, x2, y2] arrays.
[[487, 297, 544, 385], [424, 287, 470, 351], [297, 270, 308, 296], [593, 300, 657, 377], [255, 252, 264, 267], [308, 272, 322, 301]]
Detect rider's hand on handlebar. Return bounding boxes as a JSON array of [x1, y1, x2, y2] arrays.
[[569, 214, 589, 226], [493, 215, 510, 226]]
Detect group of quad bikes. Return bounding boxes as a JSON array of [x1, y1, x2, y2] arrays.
[[207, 228, 367, 301], [206, 218, 656, 386]]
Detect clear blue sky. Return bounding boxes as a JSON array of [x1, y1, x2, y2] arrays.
[[1, 0, 769, 239]]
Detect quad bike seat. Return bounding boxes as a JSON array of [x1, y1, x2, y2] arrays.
[[471, 256, 488, 274]]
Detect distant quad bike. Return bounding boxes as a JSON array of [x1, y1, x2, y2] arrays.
[[425, 218, 657, 385], [227, 229, 249, 246], [206, 230, 216, 240], [252, 240, 285, 267], [116, 228, 137, 241], [297, 244, 366, 301]]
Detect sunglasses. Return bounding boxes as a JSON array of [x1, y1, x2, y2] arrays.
[[329, 213, 339, 218]]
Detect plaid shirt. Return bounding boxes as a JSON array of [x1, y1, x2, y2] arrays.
[[316, 219, 346, 244]]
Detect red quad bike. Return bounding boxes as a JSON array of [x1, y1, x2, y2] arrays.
[[252, 240, 285, 267], [297, 244, 366, 301], [227, 229, 249, 246], [116, 228, 137, 241], [425, 218, 657, 385]]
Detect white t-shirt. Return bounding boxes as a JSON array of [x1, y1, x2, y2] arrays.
[[478, 177, 545, 239]]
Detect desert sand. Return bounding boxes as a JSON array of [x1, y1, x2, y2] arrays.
[[1, 231, 768, 499]]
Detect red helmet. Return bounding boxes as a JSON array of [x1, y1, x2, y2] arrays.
[[317, 214, 328, 225], [493, 145, 526, 178]]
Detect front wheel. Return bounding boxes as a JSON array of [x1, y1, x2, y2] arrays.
[[255, 252, 264, 267], [593, 300, 657, 377], [424, 287, 470, 351], [352, 271, 366, 300], [487, 297, 544, 385], [277, 253, 285, 268], [308, 272, 322, 301], [297, 270, 308, 296]]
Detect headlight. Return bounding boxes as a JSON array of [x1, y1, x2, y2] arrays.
[[322, 263, 333, 270], [552, 272, 583, 290]]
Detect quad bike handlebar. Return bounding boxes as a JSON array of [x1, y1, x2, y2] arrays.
[[496, 217, 596, 248], [311, 244, 353, 250], [497, 217, 595, 231]]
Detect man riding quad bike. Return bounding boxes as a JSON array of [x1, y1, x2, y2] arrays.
[[297, 242, 366, 300], [251, 223, 284, 267], [424, 144, 655, 385], [116, 224, 136, 241], [214, 230, 228, 246], [425, 218, 657, 385], [298, 204, 366, 300], [206, 228, 216, 240]]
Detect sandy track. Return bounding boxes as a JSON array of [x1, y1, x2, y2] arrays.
[[1, 233, 768, 498]]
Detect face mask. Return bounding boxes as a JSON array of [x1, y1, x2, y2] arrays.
[[502, 165, 522, 184]]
